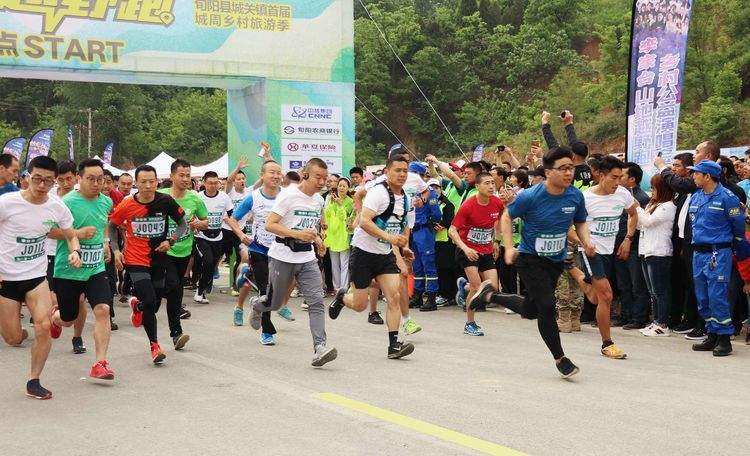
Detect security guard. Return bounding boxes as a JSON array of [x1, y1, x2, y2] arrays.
[[688, 160, 746, 356], [408, 166, 442, 312]]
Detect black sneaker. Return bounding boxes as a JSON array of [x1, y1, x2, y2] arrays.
[[419, 304, 437, 312], [367, 311, 384, 325], [556, 357, 579, 379], [388, 342, 415, 359], [685, 327, 706, 340], [26, 379, 52, 400], [328, 288, 346, 320], [672, 321, 694, 334], [468, 280, 494, 311], [692, 333, 717, 351], [180, 307, 191, 319], [110, 320, 119, 331], [439, 299, 456, 307], [72, 337, 86, 354], [173, 333, 190, 350], [622, 321, 647, 330]]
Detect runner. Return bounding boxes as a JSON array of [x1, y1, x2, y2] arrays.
[[0, 156, 81, 399], [109, 164, 187, 364], [567, 155, 638, 359], [247, 158, 337, 367], [227, 160, 285, 345], [483, 146, 594, 378], [448, 172, 504, 336], [49, 158, 115, 380], [329, 155, 416, 359], [223, 157, 253, 297], [158, 159, 208, 345], [193, 171, 234, 304]]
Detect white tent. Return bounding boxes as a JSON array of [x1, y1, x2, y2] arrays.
[[142, 151, 176, 178], [91, 155, 127, 175], [191, 153, 229, 178]]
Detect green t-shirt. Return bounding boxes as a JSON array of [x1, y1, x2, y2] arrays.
[[158, 188, 208, 258], [54, 191, 113, 281]]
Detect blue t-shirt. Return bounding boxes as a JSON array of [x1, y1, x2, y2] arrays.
[[0, 183, 19, 195], [507, 183, 587, 263]]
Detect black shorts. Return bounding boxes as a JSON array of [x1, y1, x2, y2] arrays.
[[54, 271, 112, 322], [455, 248, 496, 272], [0, 276, 46, 302], [349, 247, 399, 290], [46, 255, 55, 288], [579, 252, 613, 281]]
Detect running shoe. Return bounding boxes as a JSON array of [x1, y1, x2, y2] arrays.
[[403, 319, 422, 335], [260, 333, 275, 345], [248, 302, 262, 330], [180, 307, 191, 319], [233, 307, 244, 326], [601, 343, 627, 359], [290, 288, 300, 298], [300, 301, 309, 311], [230, 289, 240, 297], [455, 277, 468, 308], [277, 306, 295, 321], [685, 327, 706, 341], [639, 322, 657, 334], [642, 324, 670, 337], [556, 357, 579, 379], [469, 280, 494, 311], [312, 344, 338, 367], [387, 342, 415, 359], [118, 294, 129, 303], [72, 337, 86, 354], [110, 319, 118, 331], [130, 297, 143, 328], [464, 322, 485, 336], [368, 311, 384, 325], [435, 296, 448, 306], [504, 308, 516, 314], [150, 342, 166, 364], [90, 360, 115, 380], [213, 269, 220, 280], [49, 305, 62, 339], [173, 334, 190, 350], [235, 265, 259, 292], [26, 379, 52, 400], [328, 288, 346, 320], [193, 291, 209, 304]]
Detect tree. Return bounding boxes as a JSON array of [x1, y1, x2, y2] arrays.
[[457, 0, 477, 17]]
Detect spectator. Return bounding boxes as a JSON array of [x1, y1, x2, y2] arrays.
[[323, 177, 354, 291]]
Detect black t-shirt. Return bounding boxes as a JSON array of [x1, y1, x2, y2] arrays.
[[574, 164, 593, 190]]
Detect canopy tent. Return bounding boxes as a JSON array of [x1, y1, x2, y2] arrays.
[[191, 153, 229, 178], [142, 151, 176, 178], [91, 155, 127, 175]]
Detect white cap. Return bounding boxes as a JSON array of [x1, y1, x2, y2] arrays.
[[426, 178, 441, 188]]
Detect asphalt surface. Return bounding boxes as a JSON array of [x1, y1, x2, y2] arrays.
[[3, 274, 749, 456]]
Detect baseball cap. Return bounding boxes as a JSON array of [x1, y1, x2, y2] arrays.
[[426, 178, 441, 188], [688, 160, 721, 178]]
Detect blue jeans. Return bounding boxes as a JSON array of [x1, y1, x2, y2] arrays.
[[641, 256, 672, 326], [614, 251, 649, 323]]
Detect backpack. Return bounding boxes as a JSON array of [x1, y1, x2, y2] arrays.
[[373, 181, 410, 233]]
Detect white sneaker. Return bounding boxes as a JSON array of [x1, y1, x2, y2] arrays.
[[193, 291, 209, 304], [504, 308, 516, 314], [643, 324, 670, 337], [290, 288, 300, 298], [300, 301, 309, 311], [639, 322, 657, 334]]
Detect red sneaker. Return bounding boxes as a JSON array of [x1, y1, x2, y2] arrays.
[[89, 360, 114, 380], [130, 297, 142, 328], [49, 306, 62, 339], [102, 360, 115, 377], [150, 342, 165, 364]]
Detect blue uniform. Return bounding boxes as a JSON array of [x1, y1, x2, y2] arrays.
[[411, 188, 442, 294], [689, 184, 746, 336]]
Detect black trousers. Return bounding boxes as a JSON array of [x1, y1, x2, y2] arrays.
[[195, 238, 223, 295], [435, 241, 458, 299], [165, 255, 191, 333], [250, 251, 276, 335], [127, 258, 182, 343]]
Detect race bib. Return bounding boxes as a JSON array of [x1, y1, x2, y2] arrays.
[[80, 243, 103, 268], [292, 209, 320, 230], [14, 235, 46, 262], [207, 211, 223, 230], [378, 221, 403, 244], [535, 233, 566, 257], [591, 216, 620, 238], [467, 227, 493, 245], [167, 223, 190, 242], [132, 217, 166, 238]]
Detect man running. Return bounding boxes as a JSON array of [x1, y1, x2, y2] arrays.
[[247, 158, 337, 367], [476, 146, 594, 378], [567, 156, 638, 359], [448, 172, 504, 336], [158, 159, 208, 343], [0, 156, 81, 399], [193, 171, 234, 304], [329, 155, 416, 359], [223, 157, 253, 297], [109, 165, 187, 364], [49, 159, 115, 380], [227, 160, 285, 344]]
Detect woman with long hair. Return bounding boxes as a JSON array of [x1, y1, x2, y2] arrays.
[[637, 173, 677, 337], [324, 177, 354, 290]]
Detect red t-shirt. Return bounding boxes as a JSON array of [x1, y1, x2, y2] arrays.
[[109, 189, 124, 208], [451, 195, 504, 255]]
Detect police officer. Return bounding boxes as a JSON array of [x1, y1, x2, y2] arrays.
[[688, 160, 746, 356], [408, 167, 442, 311]]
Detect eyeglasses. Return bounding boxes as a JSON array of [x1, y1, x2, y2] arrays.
[[551, 165, 576, 173], [30, 176, 56, 186], [84, 176, 105, 184]]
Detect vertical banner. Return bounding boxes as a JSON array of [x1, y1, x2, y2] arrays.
[[102, 142, 114, 165], [472, 144, 485, 162], [2, 137, 26, 159], [626, 0, 694, 170], [67, 126, 75, 161], [25, 129, 54, 167]]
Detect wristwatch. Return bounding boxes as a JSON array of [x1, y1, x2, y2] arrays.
[[73, 249, 82, 257]]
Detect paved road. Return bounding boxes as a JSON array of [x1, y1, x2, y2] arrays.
[[3, 276, 749, 455]]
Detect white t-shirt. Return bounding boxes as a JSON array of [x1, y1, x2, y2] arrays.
[[248, 188, 278, 249], [365, 172, 428, 212], [267, 185, 325, 264], [583, 185, 636, 255], [352, 183, 415, 255], [195, 191, 234, 242], [44, 192, 65, 256], [0, 192, 73, 281], [223, 186, 253, 233]]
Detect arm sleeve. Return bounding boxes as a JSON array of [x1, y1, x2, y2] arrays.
[[233, 195, 254, 221], [637, 204, 676, 229], [661, 168, 697, 194], [109, 222, 122, 251], [564, 124, 579, 145], [542, 123, 559, 149], [172, 216, 188, 241], [167, 198, 185, 224]]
